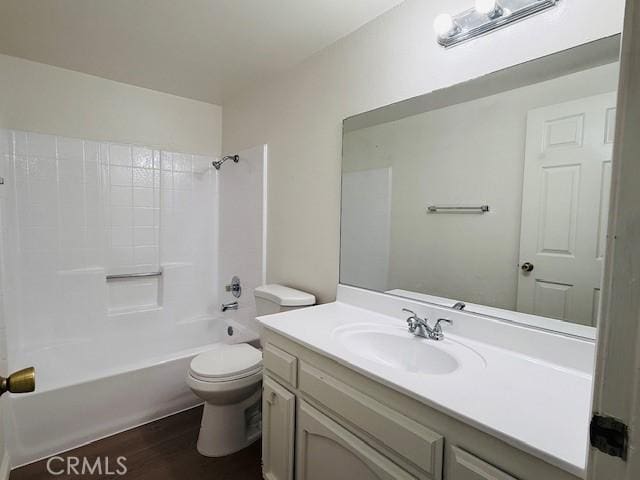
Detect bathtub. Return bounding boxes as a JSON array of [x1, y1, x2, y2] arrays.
[[6, 317, 259, 467]]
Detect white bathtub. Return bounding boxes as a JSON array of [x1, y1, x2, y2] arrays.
[[6, 317, 259, 467]]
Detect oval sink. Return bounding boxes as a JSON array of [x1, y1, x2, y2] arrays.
[[333, 324, 484, 375]]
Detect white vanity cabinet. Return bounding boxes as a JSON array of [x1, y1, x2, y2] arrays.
[[261, 330, 582, 480]]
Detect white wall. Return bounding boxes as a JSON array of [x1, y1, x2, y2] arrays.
[[222, 0, 625, 303], [0, 54, 222, 157], [342, 64, 619, 311]]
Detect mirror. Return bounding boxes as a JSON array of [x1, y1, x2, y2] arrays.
[[340, 37, 621, 334]]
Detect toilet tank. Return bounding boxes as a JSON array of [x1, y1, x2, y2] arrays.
[[254, 284, 316, 316]]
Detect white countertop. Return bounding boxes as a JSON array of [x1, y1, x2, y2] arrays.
[[259, 298, 593, 478]]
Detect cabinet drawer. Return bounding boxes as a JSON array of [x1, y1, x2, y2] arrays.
[[450, 446, 519, 480], [264, 343, 298, 388], [299, 362, 443, 479]]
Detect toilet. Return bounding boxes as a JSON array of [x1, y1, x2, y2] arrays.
[[186, 284, 315, 457]]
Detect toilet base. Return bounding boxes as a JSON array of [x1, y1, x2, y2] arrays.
[[196, 389, 262, 457]]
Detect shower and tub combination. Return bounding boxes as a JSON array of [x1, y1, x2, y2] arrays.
[[0, 129, 268, 466]]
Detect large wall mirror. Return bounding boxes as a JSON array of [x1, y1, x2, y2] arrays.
[[340, 37, 621, 336]]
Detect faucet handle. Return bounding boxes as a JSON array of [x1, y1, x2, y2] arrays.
[[434, 318, 453, 332], [402, 308, 418, 332], [430, 318, 453, 341], [402, 308, 418, 323]]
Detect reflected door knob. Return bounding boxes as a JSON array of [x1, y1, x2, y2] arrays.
[[521, 262, 535, 273], [0, 367, 35, 396]]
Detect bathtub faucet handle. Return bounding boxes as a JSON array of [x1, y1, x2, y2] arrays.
[[225, 276, 242, 298]]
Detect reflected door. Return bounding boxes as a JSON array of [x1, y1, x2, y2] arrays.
[[517, 92, 617, 326]]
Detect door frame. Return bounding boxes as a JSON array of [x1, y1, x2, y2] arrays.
[[589, 0, 640, 478]]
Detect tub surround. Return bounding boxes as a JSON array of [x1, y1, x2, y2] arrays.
[[0, 129, 268, 467], [258, 285, 595, 478]]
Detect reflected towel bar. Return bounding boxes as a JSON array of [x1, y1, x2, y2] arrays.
[[106, 270, 163, 280], [427, 205, 490, 213]]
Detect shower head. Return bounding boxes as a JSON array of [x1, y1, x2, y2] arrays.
[[212, 155, 239, 170]]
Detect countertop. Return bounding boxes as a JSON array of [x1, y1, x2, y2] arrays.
[[259, 300, 592, 478]]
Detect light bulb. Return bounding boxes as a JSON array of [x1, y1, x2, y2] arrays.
[[433, 13, 455, 38], [475, 0, 502, 17]]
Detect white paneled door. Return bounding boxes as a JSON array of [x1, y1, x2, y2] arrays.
[[517, 92, 617, 326]]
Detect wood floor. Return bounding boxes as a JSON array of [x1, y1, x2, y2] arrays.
[[11, 406, 263, 480]]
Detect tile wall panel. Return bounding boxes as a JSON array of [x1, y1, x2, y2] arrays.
[[0, 129, 220, 368]]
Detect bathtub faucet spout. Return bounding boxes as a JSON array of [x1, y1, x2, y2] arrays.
[[221, 301, 239, 312]]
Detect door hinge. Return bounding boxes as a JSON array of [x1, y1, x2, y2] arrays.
[[590, 414, 629, 460]]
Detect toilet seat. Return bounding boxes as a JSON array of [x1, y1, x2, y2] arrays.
[[189, 344, 262, 383]]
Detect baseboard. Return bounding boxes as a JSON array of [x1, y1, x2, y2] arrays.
[[0, 450, 11, 480]]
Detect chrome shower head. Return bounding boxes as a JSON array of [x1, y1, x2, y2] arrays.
[[212, 155, 239, 170]]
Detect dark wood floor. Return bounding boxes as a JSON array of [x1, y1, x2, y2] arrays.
[[11, 406, 263, 480]]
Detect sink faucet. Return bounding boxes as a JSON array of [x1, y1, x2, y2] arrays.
[[402, 308, 453, 341]]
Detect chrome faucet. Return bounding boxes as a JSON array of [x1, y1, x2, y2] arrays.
[[221, 301, 239, 312], [402, 308, 453, 341]]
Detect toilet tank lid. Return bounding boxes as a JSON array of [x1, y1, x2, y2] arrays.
[[254, 284, 316, 307]]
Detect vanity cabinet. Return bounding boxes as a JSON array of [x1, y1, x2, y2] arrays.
[[261, 331, 579, 480], [262, 376, 296, 480]]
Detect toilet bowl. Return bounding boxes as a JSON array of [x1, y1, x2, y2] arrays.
[[187, 284, 315, 457], [186, 343, 263, 457]]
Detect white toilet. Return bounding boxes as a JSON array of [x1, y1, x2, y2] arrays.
[[186, 284, 315, 457]]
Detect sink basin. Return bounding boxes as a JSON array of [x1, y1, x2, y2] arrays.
[[333, 324, 485, 375]]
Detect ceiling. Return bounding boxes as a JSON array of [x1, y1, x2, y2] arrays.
[[0, 0, 404, 105]]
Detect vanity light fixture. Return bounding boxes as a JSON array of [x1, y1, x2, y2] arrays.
[[434, 0, 560, 48]]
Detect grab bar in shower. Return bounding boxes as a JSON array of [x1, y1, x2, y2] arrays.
[[106, 270, 163, 281], [426, 205, 490, 214]]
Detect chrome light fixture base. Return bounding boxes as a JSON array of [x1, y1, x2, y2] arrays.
[[437, 0, 560, 48]]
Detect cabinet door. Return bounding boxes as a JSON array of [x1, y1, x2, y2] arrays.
[[449, 446, 518, 480], [299, 362, 443, 478], [296, 400, 416, 480], [262, 376, 295, 480]]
